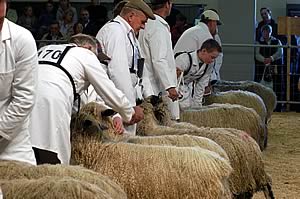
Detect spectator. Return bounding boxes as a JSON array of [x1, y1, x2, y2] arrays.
[[17, 5, 38, 36], [256, 7, 282, 42], [175, 39, 222, 109], [56, 0, 77, 25], [73, 22, 84, 35], [171, 13, 189, 47], [78, 8, 90, 28], [37, 0, 56, 39], [39, 20, 65, 48], [5, 0, 18, 23], [138, 0, 180, 120], [59, 9, 75, 39], [0, 0, 38, 165], [255, 24, 284, 111], [96, 0, 155, 135], [30, 34, 138, 165]]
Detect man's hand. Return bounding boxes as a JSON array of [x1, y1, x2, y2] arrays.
[[167, 87, 179, 101], [264, 57, 272, 65], [112, 116, 124, 135], [128, 106, 144, 125]]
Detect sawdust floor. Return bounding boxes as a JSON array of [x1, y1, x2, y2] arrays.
[[253, 112, 300, 199]]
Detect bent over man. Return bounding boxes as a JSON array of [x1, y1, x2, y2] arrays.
[[29, 34, 142, 165]]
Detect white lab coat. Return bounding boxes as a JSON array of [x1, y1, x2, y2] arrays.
[[96, 16, 140, 134], [210, 33, 223, 81], [0, 19, 38, 165], [175, 51, 213, 108], [174, 22, 213, 54], [29, 44, 134, 164], [139, 14, 179, 120]]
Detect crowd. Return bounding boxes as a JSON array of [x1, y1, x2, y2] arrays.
[[1, 0, 299, 167]]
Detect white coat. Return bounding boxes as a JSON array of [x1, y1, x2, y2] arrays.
[[175, 51, 213, 108], [174, 22, 213, 54], [210, 33, 223, 81], [29, 44, 134, 164], [0, 19, 38, 165], [96, 16, 140, 134], [139, 14, 179, 120]]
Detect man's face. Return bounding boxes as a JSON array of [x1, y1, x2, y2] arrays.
[[261, 9, 271, 21], [262, 29, 271, 40], [207, 20, 217, 36], [198, 49, 219, 64], [0, 0, 7, 20], [50, 24, 60, 35], [129, 10, 148, 33], [80, 10, 89, 22], [167, 1, 173, 16]]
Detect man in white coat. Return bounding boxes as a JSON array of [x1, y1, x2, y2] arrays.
[[29, 34, 142, 165], [96, 0, 155, 135], [138, 0, 180, 120], [0, 0, 38, 165], [175, 39, 222, 109], [174, 9, 222, 54]]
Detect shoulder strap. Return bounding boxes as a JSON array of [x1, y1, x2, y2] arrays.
[[174, 51, 193, 76]]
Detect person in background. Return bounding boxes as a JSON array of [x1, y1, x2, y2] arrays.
[[0, 0, 38, 165], [30, 34, 141, 165], [59, 9, 75, 39], [175, 39, 222, 109], [17, 5, 37, 37], [56, 0, 77, 25], [5, 0, 17, 23], [73, 21, 84, 35], [39, 20, 65, 49], [85, 0, 108, 36], [96, 0, 155, 135], [255, 24, 284, 111], [256, 7, 279, 42], [138, 0, 180, 120], [171, 12, 189, 47], [37, 0, 56, 39]]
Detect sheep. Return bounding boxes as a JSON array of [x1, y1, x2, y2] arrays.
[[0, 160, 127, 199], [71, 133, 233, 199], [212, 80, 277, 121], [0, 177, 114, 199], [180, 103, 268, 150], [137, 96, 274, 199], [203, 90, 268, 124]]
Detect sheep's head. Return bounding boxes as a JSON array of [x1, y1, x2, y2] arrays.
[[151, 96, 173, 126], [71, 102, 115, 141]]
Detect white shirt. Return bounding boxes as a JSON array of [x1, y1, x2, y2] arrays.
[[210, 33, 223, 81], [139, 14, 177, 97], [176, 51, 213, 107], [174, 22, 213, 54], [30, 44, 134, 164], [0, 19, 38, 165], [96, 16, 138, 106]]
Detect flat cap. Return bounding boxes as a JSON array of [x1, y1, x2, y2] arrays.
[[124, 0, 155, 20]]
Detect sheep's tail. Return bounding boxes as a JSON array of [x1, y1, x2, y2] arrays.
[[263, 182, 275, 199]]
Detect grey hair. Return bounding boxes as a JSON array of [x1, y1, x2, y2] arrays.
[[69, 34, 97, 49]]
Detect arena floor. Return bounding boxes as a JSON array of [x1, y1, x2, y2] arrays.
[[253, 112, 300, 199]]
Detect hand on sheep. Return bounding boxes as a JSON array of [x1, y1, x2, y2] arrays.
[[112, 116, 124, 134], [128, 106, 144, 125], [167, 87, 179, 101]]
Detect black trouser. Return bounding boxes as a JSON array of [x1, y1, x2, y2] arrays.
[[32, 147, 61, 165]]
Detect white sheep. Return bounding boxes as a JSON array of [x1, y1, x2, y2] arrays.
[[212, 80, 277, 121]]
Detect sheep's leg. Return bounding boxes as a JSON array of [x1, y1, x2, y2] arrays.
[[234, 192, 253, 199], [263, 183, 275, 199]]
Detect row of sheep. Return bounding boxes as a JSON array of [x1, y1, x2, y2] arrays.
[[0, 80, 276, 199]]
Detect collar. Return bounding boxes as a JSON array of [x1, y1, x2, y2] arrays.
[[115, 15, 134, 35], [155, 14, 169, 28], [1, 19, 11, 42], [197, 22, 210, 32]]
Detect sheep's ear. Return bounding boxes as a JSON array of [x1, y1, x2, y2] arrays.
[[101, 109, 117, 117], [150, 95, 160, 106]]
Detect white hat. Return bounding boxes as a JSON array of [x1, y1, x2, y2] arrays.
[[201, 10, 222, 25]]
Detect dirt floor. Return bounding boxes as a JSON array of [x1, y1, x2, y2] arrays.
[[253, 112, 300, 199]]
